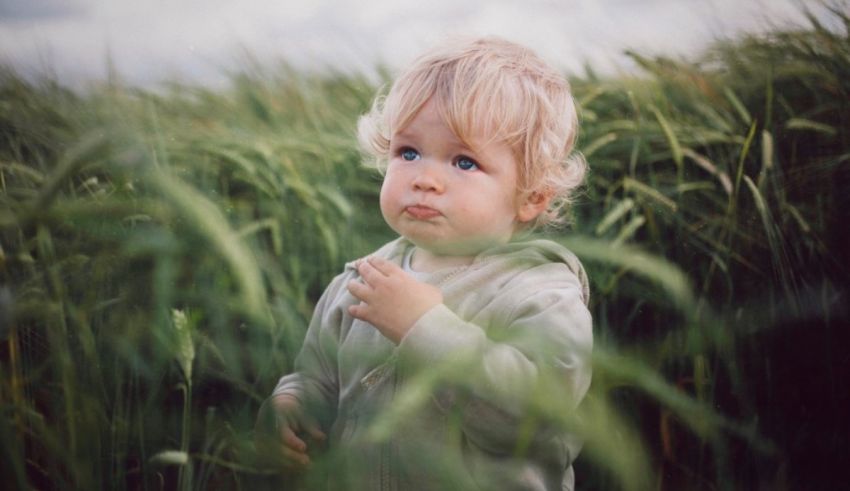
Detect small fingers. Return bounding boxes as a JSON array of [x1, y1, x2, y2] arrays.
[[367, 256, 401, 276], [281, 426, 307, 453], [347, 301, 368, 321], [347, 279, 371, 302], [303, 416, 327, 442], [280, 444, 311, 468], [356, 259, 386, 284]]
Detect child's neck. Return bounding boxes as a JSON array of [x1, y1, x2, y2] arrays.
[[410, 247, 474, 273]]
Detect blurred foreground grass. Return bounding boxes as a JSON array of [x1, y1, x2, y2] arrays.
[[1, 9, 848, 491]]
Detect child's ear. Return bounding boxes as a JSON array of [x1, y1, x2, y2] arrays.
[[517, 190, 552, 223]]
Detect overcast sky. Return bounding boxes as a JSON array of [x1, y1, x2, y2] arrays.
[[0, 0, 834, 88]]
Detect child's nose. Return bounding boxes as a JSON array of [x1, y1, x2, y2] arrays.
[[411, 162, 444, 193]]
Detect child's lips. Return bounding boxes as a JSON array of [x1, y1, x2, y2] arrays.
[[405, 205, 441, 220]]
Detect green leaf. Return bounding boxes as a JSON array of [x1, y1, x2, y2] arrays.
[[785, 118, 838, 136], [650, 105, 683, 172], [595, 198, 635, 235], [150, 450, 189, 466]]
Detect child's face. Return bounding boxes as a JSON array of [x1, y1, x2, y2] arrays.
[[380, 99, 539, 258]]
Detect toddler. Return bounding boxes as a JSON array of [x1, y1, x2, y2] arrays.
[[260, 36, 592, 490]]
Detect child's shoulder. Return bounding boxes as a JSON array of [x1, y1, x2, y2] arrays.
[[483, 237, 584, 276], [479, 238, 589, 304]]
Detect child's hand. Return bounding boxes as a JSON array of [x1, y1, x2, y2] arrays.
[[347, 256, 443, 344], [264, 394, 326, 469]]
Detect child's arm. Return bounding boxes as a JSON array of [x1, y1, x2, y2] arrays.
[[348, 256, 592, 451], [262, 275, 349, 466]]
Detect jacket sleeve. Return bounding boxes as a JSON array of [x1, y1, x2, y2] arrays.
[[271, 274, 349, 428], [395, 265, 592, 453]]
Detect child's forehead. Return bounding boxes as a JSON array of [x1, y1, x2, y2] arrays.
[[400, 96, 514, 146], [394, 111, 508, 155]]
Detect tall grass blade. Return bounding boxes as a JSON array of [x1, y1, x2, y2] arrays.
[[785, 117, 838, 136], [683, 148, 732, 195], [595, 198, 635, 235], [723, 87, 751, 125], [732, 121, 758, 201], [30, 131, 109, 213], [623, 177, 677, 212], [650, 105, 683, 175], [558, 236, 695, 313], [743, 175, 799, 312], [611, 215, 646, 247], [145, 169, 271, 324]]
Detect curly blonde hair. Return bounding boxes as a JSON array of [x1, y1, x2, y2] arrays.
[[357, 36, 586, 228]]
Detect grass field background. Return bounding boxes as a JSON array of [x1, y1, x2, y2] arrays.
[[1, 8, 848, 490]]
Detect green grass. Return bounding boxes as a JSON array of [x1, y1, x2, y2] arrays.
[[1, 8, 848, 490]]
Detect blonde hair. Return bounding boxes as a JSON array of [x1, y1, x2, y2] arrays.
[[357, 36, 586, 227]]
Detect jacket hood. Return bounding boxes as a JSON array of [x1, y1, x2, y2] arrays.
[[480, 238, 590, 305], [346, 236, 590, 306]]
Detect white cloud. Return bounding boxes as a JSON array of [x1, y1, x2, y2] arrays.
[[0, 0, 835, 88]]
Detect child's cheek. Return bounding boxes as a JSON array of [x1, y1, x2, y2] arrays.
[[379, 175, 402, 228]]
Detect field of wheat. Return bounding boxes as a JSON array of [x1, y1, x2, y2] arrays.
[[1, 9, 848, 490]]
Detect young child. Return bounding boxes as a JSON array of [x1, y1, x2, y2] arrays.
[[261, 36, 592, 490]]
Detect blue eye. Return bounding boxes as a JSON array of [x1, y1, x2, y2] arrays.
[[455, 156, 479, 171], [401, 148, 420, 161]]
